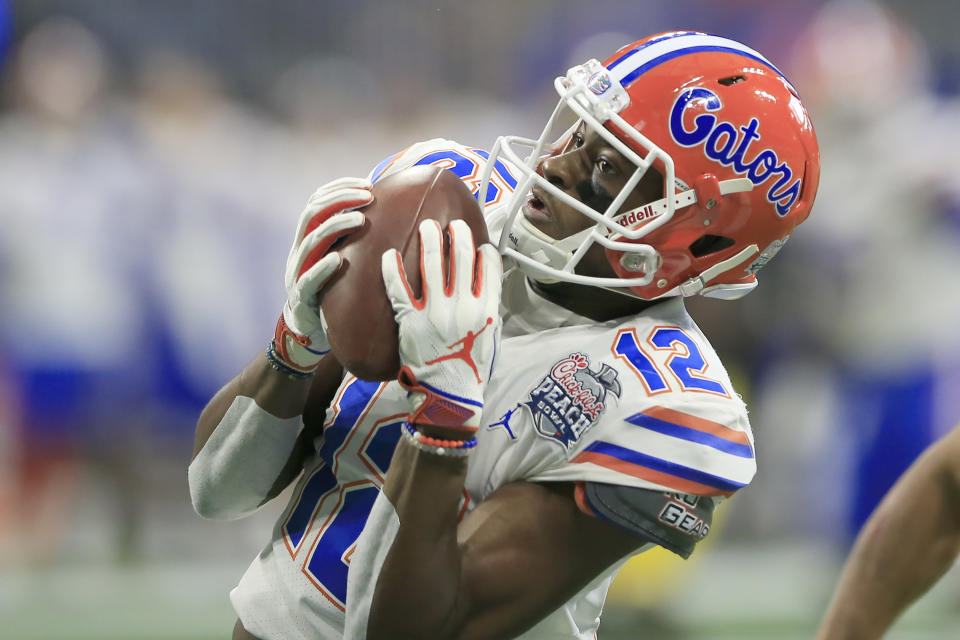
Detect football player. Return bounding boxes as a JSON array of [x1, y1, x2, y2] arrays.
[[189, 31, 819, 639]]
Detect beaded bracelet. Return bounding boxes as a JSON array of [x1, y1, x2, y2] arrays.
[[265, 341, 317, 380], [402, 421, 478, 457]]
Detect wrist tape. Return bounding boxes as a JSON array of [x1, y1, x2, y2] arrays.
[[275, 311, 328, 372]]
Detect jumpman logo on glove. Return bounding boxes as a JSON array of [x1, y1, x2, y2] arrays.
[[425, 317, 494, 383]]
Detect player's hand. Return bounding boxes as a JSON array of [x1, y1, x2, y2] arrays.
[[275, 177, 373, 373], [382, 219, 502, 434]]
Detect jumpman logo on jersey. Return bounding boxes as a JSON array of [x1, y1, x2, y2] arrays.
[[488, 404, 521, 439], [425, 317, 493, 383]]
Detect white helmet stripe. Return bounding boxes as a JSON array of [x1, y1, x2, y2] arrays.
[[606, 32, 792, 91]]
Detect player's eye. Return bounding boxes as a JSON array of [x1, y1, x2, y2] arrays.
[[571, 131, 585, 148], [596, 158, 614, 175]]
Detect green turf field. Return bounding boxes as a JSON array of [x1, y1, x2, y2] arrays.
[[4, 546, 960, 640]]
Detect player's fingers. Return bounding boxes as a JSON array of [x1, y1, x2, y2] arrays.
[[417, 219, 444, 302], [294, 211, 365, 280], [297, 253, 342, 304], [447, 219, 476, 296], [306, 186, 375, 215], [476, 244, 504, 309], [287, 210, 361, 288], [308, 176, 372, 202], [300, 210, 366, 256], [294, 187, 373, 247], [381, 248, 416, 312]]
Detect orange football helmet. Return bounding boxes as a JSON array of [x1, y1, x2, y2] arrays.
[[482, 31, 820, 300]]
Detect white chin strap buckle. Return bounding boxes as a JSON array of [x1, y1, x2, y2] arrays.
[[678, 277, 708, 297], [676, 244, 760, 297]]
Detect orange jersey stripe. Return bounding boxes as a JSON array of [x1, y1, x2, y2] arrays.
[[641, 405, 750, 445], [571, 451, 735, 497]]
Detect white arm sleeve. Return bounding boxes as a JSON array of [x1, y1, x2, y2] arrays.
[[188, 396, 303, 520], [343, 491, 400, 638]]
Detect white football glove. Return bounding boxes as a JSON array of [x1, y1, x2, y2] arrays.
[[382, 219, 503, 433], [275, 177, 373, 373]]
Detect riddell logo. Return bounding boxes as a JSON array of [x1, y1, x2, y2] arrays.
[[615, 204, 660, 228]]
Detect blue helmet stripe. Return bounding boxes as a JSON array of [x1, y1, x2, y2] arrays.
[[606, 31, 700, 69], [615, 44, 787, 87]]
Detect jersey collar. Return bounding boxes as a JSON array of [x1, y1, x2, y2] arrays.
[[500, 268, 595, 337]]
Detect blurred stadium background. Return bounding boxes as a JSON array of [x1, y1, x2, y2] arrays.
[[2, 1, 960, 638]]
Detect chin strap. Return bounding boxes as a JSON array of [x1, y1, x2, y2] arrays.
[[598, 242, 760, 301], [671, 244, 760, 298], [534, 177, 757, 269], [507, 216, 590, 280], [617, 177, 758, 299], [610, 177, 754, 237], [503, 176, 759, 296]]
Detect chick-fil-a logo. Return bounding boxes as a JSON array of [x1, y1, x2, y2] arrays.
[[669, 87, 801, 217], [525, 353, 621, 449]]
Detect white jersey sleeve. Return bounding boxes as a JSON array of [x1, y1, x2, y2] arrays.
[[469, 297, 755, 502]]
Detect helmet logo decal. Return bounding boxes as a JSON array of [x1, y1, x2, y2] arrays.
[[669, 87, 801, 217], [588, 71, 613, 95]]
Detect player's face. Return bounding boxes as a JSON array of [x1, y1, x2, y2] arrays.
[[522, 122, 662, 276], [523, 122, 662, 240]]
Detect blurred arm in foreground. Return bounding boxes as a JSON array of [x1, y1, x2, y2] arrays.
[[816, 422, 960, 639]]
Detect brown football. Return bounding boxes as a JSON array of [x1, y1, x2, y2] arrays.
[[320, 165, 488, 381]]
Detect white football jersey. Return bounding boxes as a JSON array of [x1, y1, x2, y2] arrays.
[[229, 140, 755, 639]]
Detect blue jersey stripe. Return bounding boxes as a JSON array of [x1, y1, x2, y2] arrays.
[[625, 412, 754, 458], [583, 441, 747, 492], [284, 466, 337, 549], [317, 379, 383, 465]]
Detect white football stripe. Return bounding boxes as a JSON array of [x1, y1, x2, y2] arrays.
[[606, 32, 789, 89], [613, 425, 757, 486]]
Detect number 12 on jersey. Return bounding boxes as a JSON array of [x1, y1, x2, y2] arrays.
[[613, 326, 729, 397]]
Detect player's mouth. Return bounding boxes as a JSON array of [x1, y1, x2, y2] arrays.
[[522, 189, 553, 225]]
